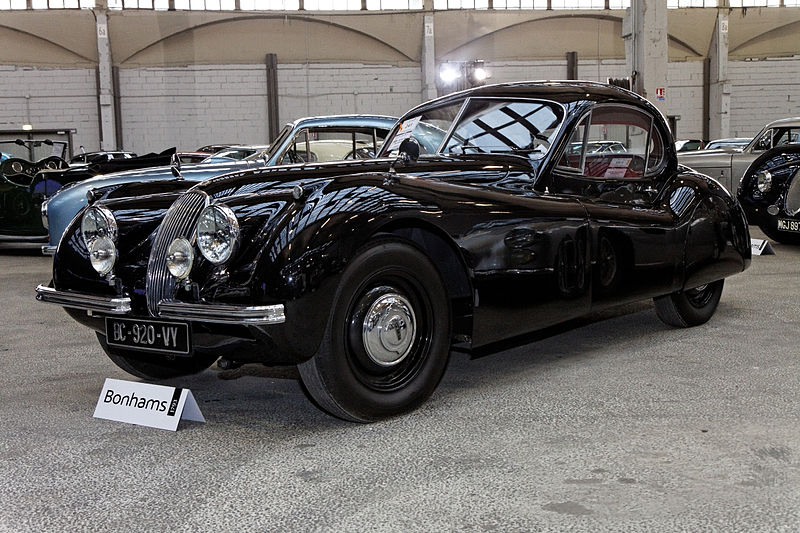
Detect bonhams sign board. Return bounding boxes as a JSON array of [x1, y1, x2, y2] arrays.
[[93, 378, 205, 431]]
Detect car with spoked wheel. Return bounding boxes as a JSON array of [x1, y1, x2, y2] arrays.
[[737, 144, 800, 244], [37, 81, 751, 422]]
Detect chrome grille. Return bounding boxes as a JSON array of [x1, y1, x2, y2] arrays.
[[146, 191, 209, 316], [785, 170, 800, 216]]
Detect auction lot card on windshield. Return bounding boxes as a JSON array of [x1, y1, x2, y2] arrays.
[[93, 378, 204, 431]]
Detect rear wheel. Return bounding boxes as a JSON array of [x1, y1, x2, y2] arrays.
[[96, 332, 217, 380], [653, 280, 724, 328], [298, 240, 452, 422]]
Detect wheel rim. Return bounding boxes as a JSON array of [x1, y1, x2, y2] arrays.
[[346, 279, 432, 392], [685, 283, 713, 308], [361, 293, 416, 367]]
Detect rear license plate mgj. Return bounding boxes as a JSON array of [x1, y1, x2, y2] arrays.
[[776, 219, 800, 233], [105, 317, 190, 355]]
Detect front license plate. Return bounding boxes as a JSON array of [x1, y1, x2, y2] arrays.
[[105, 317, 190, 355], [776, 219, 800, 234]]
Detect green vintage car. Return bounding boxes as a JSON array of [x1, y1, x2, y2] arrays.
[[0, 138, 71, 249]]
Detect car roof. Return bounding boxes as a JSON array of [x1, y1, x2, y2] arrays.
[[286, 114, 398, 129], [764, 117, 800, 128], [405, 81, 652, 114]]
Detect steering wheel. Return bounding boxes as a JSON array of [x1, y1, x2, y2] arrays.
[[38, 156, 69, 171]]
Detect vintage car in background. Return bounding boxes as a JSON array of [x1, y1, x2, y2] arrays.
[[675, 139, 704, 152], [37, 82, 751, 422], [704, 138, 751, 151], [41, 115, 396, 254], [201, 145, 271, 163], [737, 144, 800, 244], [1, 138, 70, 248], [679, 117, 800, 194], [196, 144, 236, 154], [70, 151, 138, 165]]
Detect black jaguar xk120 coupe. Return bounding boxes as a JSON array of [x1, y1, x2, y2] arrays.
[[37, 81, 751, 422]]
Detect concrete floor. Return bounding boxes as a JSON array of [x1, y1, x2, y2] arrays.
[[1, 228, 799, 532]]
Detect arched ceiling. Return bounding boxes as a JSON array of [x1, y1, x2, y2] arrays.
[[0, 11, 98, 66], [0, 7, 797, 68], [109, 10, 423, 67]]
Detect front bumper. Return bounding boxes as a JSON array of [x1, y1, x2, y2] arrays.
[[0, 234, 48, 250], [35, 285, 285, 325]]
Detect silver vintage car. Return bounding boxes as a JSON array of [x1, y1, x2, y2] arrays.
[[678, 117, 800, 194]]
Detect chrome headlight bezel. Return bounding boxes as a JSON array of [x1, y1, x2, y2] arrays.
[[166, 237, 195, 280], [81, 206, 118, 248], [196, 204, 240, 265], [756, 170, 772, 194], [89, 236, 117, 276]]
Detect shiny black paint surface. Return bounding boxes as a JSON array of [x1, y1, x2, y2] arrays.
[[50, 83, 752, 365]]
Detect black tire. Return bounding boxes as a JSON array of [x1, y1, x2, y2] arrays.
[[96, 332, 217, 380], [653, 279, 724, 328], [298, 240, 452, 422], [758, 222, 800, 245]]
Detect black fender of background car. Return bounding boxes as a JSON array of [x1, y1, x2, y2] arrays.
[[737, 144, 800, 230]]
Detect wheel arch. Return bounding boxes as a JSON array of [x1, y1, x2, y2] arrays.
[[374, 219, 475, 342]]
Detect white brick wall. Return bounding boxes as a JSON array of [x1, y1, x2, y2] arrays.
[[119, 65, 269, 154], [0, 65, 99, 153], [666, 61, 705, 141], [277, 63, 421, 126], [2, 59, 798, 154], [119, 63, 421, 154], [729, 57, 800, 138]]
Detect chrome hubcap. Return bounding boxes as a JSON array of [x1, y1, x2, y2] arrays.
[[362, 293, 416, 367]]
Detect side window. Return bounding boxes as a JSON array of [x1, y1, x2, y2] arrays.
[[754, 130, 772, 151], [581, 106, 656, 179], [557, 116, 589, 170], [280, 128, 388, 164]]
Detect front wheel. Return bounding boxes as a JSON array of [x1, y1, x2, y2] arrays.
[[298, 240, 452, 422], [653, 279, 724, 328], [96, 332, 217, 380]]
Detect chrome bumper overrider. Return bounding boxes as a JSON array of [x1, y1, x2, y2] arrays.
[[35, 285, 285, 325], [156, 300, 285, 325], [36, 285, 131, 314]]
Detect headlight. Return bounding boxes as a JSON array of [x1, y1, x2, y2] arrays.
[[81, 206, 117, 248], [41, 199, 49, 230], [196, 204, 239, 264], [89, 236, 116, 275], [756, 170, 772, 193], [166, 237, 194, 280]]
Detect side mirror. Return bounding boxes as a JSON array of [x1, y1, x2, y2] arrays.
[[398, 137, 420, 164], [389, 137, 420, 174], [170, 153, 182, 178]]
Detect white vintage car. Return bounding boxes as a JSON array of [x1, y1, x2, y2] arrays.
[[678, 117, 800, 193]]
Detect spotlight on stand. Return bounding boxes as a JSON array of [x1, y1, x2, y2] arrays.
[[439, 64, 461, 85], [437, 60, 490, 96], [468, 62, 488, 85]]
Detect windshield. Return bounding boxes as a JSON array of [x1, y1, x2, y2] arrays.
[[0, 139, 68, 161], [245, 124, 293, 162], [380, 98, 563, 161], [380, 102, 463, 156]]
